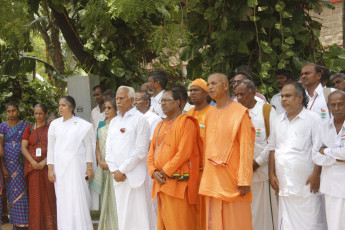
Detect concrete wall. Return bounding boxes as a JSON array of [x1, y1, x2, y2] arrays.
[[310, 1, 343, 46], [67, 75, 99, 122]]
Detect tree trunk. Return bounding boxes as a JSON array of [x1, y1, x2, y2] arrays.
[[51, 14, 65, 73], [51, 7, 97, 72], [343, 0, 345, 47]]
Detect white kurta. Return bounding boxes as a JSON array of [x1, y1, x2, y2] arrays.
[[270, 92, 285, 115], [249, 101, 278, 230], [306, 83, 335, 121], [105, 107, 156, 230], [268, 108, 327, 230], [149, 90, 166, 118], [144, 110, 162, 140], [47, 116, 95, 230], [313, 118, 345, 229]]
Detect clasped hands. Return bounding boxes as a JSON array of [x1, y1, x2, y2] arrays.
[[112, 170, 126, 182], [153, 170, 167, 185]]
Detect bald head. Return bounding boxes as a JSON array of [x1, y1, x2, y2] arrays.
[[328, 90, 345, 120], [329, 90, 345, 102], [207, 73, 230, 101]]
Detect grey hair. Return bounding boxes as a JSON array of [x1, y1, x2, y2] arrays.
[[330, 73, 345, 82], [238, 79, 256, 91], [118, 86, 135, 98]]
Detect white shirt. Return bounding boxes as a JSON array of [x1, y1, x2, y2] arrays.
[[144, 110, 162, 140], [91, 105, 104, 132], [306, 83, 335, 120], [105, 107, 150, 188], [313, 118, 345, 198], [150, 90, 166, 118], [268, 108, 321, 197], [249, 101, 277, 182], [270, 92, 285, 115]]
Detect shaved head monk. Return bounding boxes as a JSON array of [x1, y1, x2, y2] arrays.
[[147, 88, 203, 230], [199, 73, 255, 230]]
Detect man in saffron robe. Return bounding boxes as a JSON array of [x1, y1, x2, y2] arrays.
[[147, 88, 202, 230], [187, 78, 211, 230], [199, 73, 255, 230]]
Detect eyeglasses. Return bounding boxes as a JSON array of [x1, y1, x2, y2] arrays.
[[230, 80, 240, 85], [161, 98, 174, 103], [105, 106, 113, 110]]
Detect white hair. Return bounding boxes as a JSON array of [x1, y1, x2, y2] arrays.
[[118, 86, 135, 98]]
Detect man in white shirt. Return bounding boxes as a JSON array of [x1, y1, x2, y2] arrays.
[[91, 85, 106, 132], [313, 90, 345, 229], [134, 90, 161, 140], [330, 73, 345, 92], [270, 69, 293, 115], [268, 81, 326, 230], [105, 86, 156, 230], [301, 63, 335, 120], [235, 79, 278, 230], [147, 70, 168, 118]]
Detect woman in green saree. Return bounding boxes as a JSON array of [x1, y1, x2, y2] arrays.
[[90, 98, 118, 230]]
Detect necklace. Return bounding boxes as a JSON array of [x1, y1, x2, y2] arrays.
[[153, 114, 180, 159]]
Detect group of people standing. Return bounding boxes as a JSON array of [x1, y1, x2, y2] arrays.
[[0, 61, 344, 230]]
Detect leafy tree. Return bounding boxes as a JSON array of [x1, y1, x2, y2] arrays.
[[182, 0, 345, 97]]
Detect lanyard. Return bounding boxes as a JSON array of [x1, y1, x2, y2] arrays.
[[36, 123, 47, 147], [309, 94, 318, 110]]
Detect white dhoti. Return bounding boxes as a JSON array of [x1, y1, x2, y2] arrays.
[[114, 178, 156, 230], [55, 156, 93, 230], [325, 194, 345, 230], [278, 194, 326, 230], [251, 180, 278, 230]]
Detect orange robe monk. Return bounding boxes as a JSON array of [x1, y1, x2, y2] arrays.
[[147, 114, 202, 230], [199, 102, 255, 230], [187, 105, 211, 230]]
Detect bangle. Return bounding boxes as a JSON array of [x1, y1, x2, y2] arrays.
[[87, 167, 93, 170]]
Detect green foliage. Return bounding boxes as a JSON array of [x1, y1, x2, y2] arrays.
[[183, 0, 341, 98], [0, 43, 64, 122]]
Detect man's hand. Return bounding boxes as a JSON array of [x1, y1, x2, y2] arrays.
[[306, 171, 320, 193], [112, 170, 126, 182], [86, 168, 94, 180], [253, 160, 260, 172], [153, 171, 166, 185], [237, 186, 250, 196], [269, 174, 279, 192], [319, 146, 326, 155]]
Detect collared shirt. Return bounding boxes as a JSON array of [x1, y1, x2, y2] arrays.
[[306, 83, 335, 120], [249, 101, 277, 182], [144, 110, 162, 140], [268, 108, 321, 197], [105, 107, 150, 187], [150, 90, 166, 118], [91, 105, 104, 132], [270, 92, 285, 115], [313, 118, 345, 198]]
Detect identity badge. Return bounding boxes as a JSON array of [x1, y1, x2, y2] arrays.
[[36, 148, 42, 157]]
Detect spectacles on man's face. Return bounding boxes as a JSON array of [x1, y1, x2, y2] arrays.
[[161, 98, 174, 103], [230, 80, 240, 85]]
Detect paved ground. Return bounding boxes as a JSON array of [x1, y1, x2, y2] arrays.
[[1, 221, 100, 230]]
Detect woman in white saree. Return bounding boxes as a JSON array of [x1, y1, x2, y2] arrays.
[[47, 96, 95, 230]]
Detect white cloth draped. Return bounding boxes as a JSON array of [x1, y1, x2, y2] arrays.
[[105, 107, 156, 230], [47, 116, 97, 230]]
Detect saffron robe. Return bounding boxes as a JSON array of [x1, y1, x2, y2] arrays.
[[199, 102, 255, 230], [147, 114, 202, 230]]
